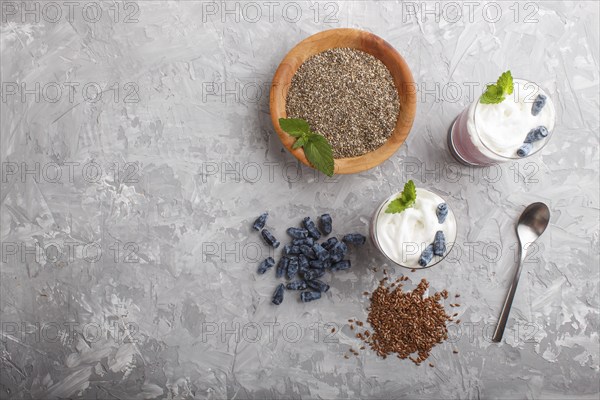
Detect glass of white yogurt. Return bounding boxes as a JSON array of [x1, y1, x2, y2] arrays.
[[448, 79, 556, 166], [370, 188, 457, 269]]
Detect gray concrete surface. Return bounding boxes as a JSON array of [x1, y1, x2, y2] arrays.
[[1, 1, 599, 399]]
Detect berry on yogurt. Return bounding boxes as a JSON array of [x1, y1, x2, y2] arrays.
[[531, 94, 547, 116], [524, 126, 549, 143]]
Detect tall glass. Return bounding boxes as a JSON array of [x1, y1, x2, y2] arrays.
[[448, 79, 556, 166]]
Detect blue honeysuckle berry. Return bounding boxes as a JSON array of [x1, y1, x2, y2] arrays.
[[284, 244, 301, 256], [287, 227, 308, 239], [257, 257, 275, 274], [332, 260, 351, 271], [287, 280, 307, 290], [306, 279, 330, 293], [436, 203, 448, 224], [342, 233, 366, 245], [433, 231, 446, 257], [252, 212, 268, 231], [303, 268, 325, 281], [321, 237, 338, 251], [272, 283, 285, 305], [300, 244, 317, 259], [300, 291, 321, 303], [319, 214, 333, 235], [517, 142, 533, 157], [302, 217, 321, 240], [292, 237, 314, 246], [312, 243, 329, 261], [531, 94, 547, 116], [418, 244, 434, 267], [309, 259, 326, 269], [261, 229, 280, 248], [524, 126, 549, 143], [287, 257, 299, 279], [298, 254, 309, 273], [276, 257, 289, 278], [329, 241, 348, 263]]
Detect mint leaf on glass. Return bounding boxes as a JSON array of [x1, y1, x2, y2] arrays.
[[385, 180, 417, 214], [279, 118, 310, 137], [480, 70, 514, 104], [303, 134, 334, 177], [480, 84, 503, 104], [497, 71, 513, 95]]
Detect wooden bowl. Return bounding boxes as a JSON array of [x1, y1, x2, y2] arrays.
[[270, 28, 417, 174]]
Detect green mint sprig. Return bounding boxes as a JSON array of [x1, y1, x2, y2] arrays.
[[385, 180, 417, 214], [480, 70, 514, 104], [279, 118, 334, 177]]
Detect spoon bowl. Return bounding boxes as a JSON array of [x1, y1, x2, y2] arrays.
[[492, 202, 550, 342], [517, 202, 551, 246]]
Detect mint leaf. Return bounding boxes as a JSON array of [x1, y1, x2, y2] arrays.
[[385, 180, 417, 214], [480, 70, 514, 104], [303, 134, 334, 177], [292, 135, 308, 149], [278, 117, 335, 176], [480, 84, 503, 104], [279, 118, 310, 137], [497, 70, 513, 95]]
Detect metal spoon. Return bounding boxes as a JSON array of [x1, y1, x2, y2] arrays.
[[492, 202, 550, 342]]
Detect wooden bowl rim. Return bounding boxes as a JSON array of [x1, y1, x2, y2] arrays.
[[269, 28, 417, 175]]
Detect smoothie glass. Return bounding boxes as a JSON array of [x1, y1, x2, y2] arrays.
[[448, 79, 556, 166], [370, 188, 457, 269]]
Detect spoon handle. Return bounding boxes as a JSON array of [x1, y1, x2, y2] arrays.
[[492, 249, 525, 342]]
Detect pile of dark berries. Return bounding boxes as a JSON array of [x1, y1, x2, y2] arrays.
[[251, 212, 366, 305]]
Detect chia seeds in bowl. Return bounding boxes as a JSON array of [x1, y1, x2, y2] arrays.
[[285, 47, 400, 159]]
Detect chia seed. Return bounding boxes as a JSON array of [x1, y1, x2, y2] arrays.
[[285, 48, 400, 159]]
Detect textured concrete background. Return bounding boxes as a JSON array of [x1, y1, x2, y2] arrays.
[[1, 1, 599, 399]]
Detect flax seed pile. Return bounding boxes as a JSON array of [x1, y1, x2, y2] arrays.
[[348, 275, 460, 365], [285, 48, 400, 159]]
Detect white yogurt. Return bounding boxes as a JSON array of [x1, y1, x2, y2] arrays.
[[374, 188, 457, 268], [466, 79, 556, 161]]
